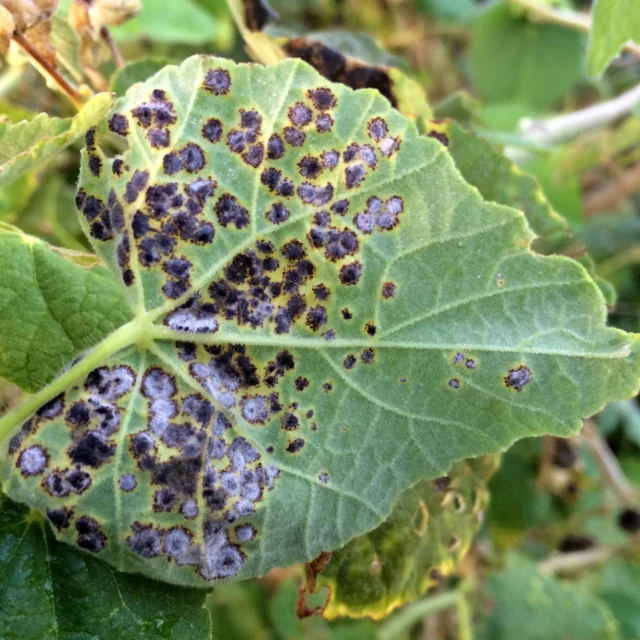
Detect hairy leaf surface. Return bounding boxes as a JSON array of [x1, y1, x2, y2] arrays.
[[318, 455, 498, 619], [0, 223, 132, 393], [588, 0, 640, 77], [0, 94, 113, 188], [0, 56, 638, 587]]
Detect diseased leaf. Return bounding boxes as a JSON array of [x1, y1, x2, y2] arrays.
[[469, 4, 585, 109], [425, 121, 616, 304], [317, 456, 498, 619], [0, 223, 132, 393], [0, 55, 638, 588], [588, 0, 640, 77], [0, 93, 113, 188], [476, 557, 620, 640]]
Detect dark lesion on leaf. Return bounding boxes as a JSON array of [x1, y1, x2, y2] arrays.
[[505, 365, 532, 391]]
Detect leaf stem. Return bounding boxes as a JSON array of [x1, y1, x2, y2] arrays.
[[377, 590, 464, 640], [100, 26, 125, 70], [12, 31, 84, 111], [0, 319, 144, 453], [578, 421, 638, 505], [537, 545, 619, 574]]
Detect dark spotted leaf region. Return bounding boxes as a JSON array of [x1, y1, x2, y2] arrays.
[[1, 56, 639, 587]]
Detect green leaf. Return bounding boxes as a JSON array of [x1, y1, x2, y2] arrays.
[[0, 55, 638, 588], [469, 4, 585, 109], [597, 560, 640, 640], [0, 223, 132, 393], [110, 58, 173, 97], [0, 490, 214, 639], [0, 93, 113, 188], [317, 455, 498, 619], [111, 0, 220, 44], [476, 557, 621, 640], [50, 14, 84, 84], [588, 0, 640, 77]]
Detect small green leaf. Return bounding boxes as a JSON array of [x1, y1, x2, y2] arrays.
[[588, 0, 640, 77], [0, 93, 113, 188], [597, 560, 640, 640], [476, 557, 620, 640], [0, 223, 132, 393], [0, 56, 638, 588], [111, 0, 220, 44], [0, 490, 214, 640], [470, 4, 585, 109], [110, 58, 172, 97], [317, 456, 498, 619]]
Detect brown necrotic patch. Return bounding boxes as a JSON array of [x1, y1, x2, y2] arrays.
[[202, 118, 223, 143], [267, 133, 285, 160], [308, 87, 337, 111], [286, 438, 305, 453], [365, 322, 376, 337], [368, 117, 388, 141], [17, 445, 49, 477], [46, 506, 74, 531], [76, 515, 106, 552], [203, 68, 231, 95], [339, 261, 362, 285], [108, 113, 129, 136], [283, 126, 304, 147], [505, 365, 532, 391], [448, 378, 460, 389], [428, 130, 449, 147], [298, 155, 323, 179], [215, 194, 250, 229], [361, 348, 375, 363], [381, 282, 396, 298], [295, 377, 309, 391], [88, 154, 102, 177]]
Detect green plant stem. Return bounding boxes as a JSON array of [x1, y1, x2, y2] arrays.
[[538, 546, 619, 574], [378, 590, 463, 640], [0, 318, 143, 452]]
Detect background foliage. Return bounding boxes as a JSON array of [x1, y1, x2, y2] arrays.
[[0, 0, 640, 638]]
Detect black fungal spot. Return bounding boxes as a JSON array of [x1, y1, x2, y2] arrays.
[[281, 413, 299, 430], [163, 152, 182, 175], [46, 506, 73, 531], [69, 433, 116, 468], [381, 282, 396, 299], [448, 378, 460, 389], [66, 401, 91, 427], [322, 382, 333, 392], [215, 194, 250, 229], [202, 117, 223, 143], [128, 524, 163, 558], [180, 143, 205, 173], [109, 113, 129, 136], [82, 195, 103, 221], [283, 126, 304, 147], [203, 68, 231, 95], [505, 365, 532, 391], [313, 284, 330, 300], [242, 142, 264, 168], [341, 308, 353, 320], [319, 472, 329, 483], [120, 474, 137, 492], [76, 516, 106, 552], [453, 352, 465, 363], [465, 359, 477, 370], [339, 262, 362, 285], [281, 240, 306, 262], [368, 117, 388, 141], [288, 102, 313, 126], [365, 322, 376, 337], [85, 127, 96, 149], [295, 377, 309, 391], [147, 126, 170, 148], [267, 133, 285, 159], [112, 158, 125, 175], [286, 438, 305, 453], [267, 202, 289, 224], [298, 155, 323, 179], [316, 113, 333, 133], [428, 130, 449, 146], [306, 306, 327, 331], [17, 445, 49, 477], [88, 154, 102, 177], [154, 488, 178, 512], [125, 170, 149, 203], [308, 87, 336, 111], [345, 164, 366, 190], [558, 534, 595, 553], [361, 348, 375, 364], [37, 394, 64, 420], [241, 395, 269, 424]]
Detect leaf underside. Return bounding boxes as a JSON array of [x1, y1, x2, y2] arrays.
[[1, 55, 638, 587]]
